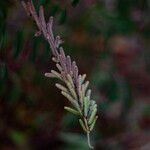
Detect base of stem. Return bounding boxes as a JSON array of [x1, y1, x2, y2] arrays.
[[87, 132, 94, 149]]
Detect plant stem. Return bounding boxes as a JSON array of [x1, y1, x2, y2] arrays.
[[87, 132, 94, 149]]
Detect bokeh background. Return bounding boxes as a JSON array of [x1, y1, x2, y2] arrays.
[[0, 0, 150, 149]]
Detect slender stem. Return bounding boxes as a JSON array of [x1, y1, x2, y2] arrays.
[[87, 132, 94, 149]]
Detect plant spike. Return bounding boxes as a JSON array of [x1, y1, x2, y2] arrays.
[[22, 1, 98, 149]]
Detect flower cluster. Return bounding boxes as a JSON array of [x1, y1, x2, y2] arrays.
[[22, 1, 98, 149]]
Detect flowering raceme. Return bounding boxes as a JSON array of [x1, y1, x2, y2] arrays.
[[22, 1, 98, 149]]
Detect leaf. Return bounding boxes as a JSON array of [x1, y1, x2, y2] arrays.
[[64, 106, 80, 115], [51, 70, 62, 79], [61, 91, 74, 102], [79, 119, 87, 132], [90, 116, 98, 131], [65, 80, 77, 99], [84, 97, 90, 117], [62, 91, 82, 114], [55, 83, 68, 93], [88, 108, 97, 125]]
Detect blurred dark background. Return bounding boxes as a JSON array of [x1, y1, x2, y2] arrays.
[[0, 0, 150, 149]]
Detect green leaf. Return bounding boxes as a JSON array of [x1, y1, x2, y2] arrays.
[[84, 97, 90, 117], [90, 116, 98, 131], [79, 119, 87, 132], [88, 108, 97, 125], [64, 106, 80, 115], [55, 83, 68, 93]]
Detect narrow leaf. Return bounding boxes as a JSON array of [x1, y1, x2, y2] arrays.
[[65, 80, 77, 99], [86, 89, 91, 99], [45, 72, 56, 78], [79, 119, 87, 132], [61, 91, 75, 104], [81, 74, 86, 84], [55, 83, 68, 93], [84, 97, 90, 117], [56, 63, 62, 72], [64, 106, 80, 115], [61, 91, 81, 114], [51, 70, 62, 79], [67, 74, 74, 88], [82, 81, 89, 97], [88, 108, 97, 125], [90, 116, 98, 131]]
